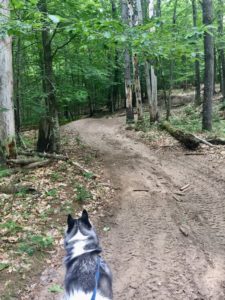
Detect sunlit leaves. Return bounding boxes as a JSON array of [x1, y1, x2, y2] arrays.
[[48, 14, 61, 24]]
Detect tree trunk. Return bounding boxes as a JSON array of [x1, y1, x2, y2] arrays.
[[37, 0, 60, 152], [192, 0, 201, 105], [121, 0, 134, 123], [156, 0, 161, 17], [214, 47, 217, 94], [110, 0, 120, 112], [125, 48, 134, 122], [133, 54, 143, 120], [145, 0, 159, 123], [202, 0, 214, 131], [0, 0, 16, 160], [164, 0, 177, 120], [13, 36, 22, 142], [218, 0, 225, 101], [133, 0, 143, 121]]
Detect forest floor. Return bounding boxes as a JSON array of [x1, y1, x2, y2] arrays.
[[2, 111, 225, 299]]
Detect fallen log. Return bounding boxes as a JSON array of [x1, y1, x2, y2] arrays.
[[19, 150, 97, 177], [18, 151, 68, 161], [0, 184, 37, 194], [7, 158, 40, 166], [160, 121, 200, 150], [69, 161, 97, 179], [207, 138, 225, 145], [23, 159, 52, 169], [193, 135, 213, 147]]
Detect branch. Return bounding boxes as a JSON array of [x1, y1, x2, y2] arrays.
[[48, 23, 60, 46], [7, 158, 41, 166], [23, 159, 52, 169], [17, 41, 38, 52], [18, 150, 69, 161], [51, 34, 77, 58]]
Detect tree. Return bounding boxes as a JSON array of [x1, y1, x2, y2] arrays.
[[121, 0, 134, 123], [8, 0, 217, 132], [0, 0, 16, 160], [202, 0, 214, 131], [37, 0, 60, 153], [109, 0, 120, 113], [13, 36, 22, 143], [156, 0, 161, 17], [217, 0, 225, 101], [133, 0, 143, 121], [145, 0, 158, 123], [192, 0, 201, 105]]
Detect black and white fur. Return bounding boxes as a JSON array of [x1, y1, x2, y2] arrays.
[[64, 210, 113, 300]]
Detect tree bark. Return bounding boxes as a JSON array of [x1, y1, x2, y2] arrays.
[[37, 0, 60, 152], [163, 0, 177, 120], [192, 0, 201, 105], [214, 47, 217, 94], [218, 0, 225, 101], [13, 36, 25, 148], [109, 0, 120, 112], [133, 54, 143, 120], [156, 0, 161, 17], [121, 0, 134, 123], [0, 0, 16, 159], [145, 0, 159, 123], [202, 0, 214, 131], [133, 0, 143, 121]]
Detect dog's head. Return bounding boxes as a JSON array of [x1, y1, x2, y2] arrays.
[[65, 210, 99, 251]]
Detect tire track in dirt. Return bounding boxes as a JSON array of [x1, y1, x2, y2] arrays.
[[69, 116, 225, 299], [23, 116, 225, 299], [157, 150, 225, 299]]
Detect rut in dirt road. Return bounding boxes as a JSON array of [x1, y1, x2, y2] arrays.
[[65, 116, 225, 300]]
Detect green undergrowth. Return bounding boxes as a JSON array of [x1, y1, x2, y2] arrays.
[[133, 101, 225, 140], [170, 103, 225, 138], [0, 166, 12, 178]]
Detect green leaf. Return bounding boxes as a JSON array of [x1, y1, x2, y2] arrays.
[[48, 284, 64, 293], [11, 0, 24, 9], [48, 15, 61, 24], [0, 263, 9, 271], [103, 31, 111, 39]]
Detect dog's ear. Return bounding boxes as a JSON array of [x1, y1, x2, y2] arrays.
[[81, 209, 92, 228], [67, 214, 75, 232], [82, 209, 89, 219]]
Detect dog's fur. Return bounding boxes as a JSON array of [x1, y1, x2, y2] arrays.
[[63, 210, 113, 300]]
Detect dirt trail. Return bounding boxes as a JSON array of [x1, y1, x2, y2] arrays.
[[26, 116, 225, 299]]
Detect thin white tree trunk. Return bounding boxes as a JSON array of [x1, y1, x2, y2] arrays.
[[151, 66, 158, 118], [0, 0, 16, 158]]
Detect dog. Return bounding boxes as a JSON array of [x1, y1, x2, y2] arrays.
[[63, 209, 113, 300]]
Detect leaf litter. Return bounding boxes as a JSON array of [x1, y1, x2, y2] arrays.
[[0, 129, 115, 299]]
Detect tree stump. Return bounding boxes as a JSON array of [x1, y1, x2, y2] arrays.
[[37, 117, 60, 153]]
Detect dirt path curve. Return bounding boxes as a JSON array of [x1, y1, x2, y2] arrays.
[[26, 116, 225, 299]]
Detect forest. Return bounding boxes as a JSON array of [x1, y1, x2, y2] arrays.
[[1, 0, 225, 157], [1, 0, 225, 299]]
